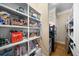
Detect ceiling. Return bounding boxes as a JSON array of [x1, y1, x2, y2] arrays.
[[48, 3, 73, 13]]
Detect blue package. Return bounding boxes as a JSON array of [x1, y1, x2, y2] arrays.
[[32, 15, 36, 19], [0, 17, 4, 25]]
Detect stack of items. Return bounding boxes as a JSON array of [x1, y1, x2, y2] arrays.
[[0, 11, 28, 26], [29, 30, 40, 38], [0, 48, 13, 56], [14, 43, 28, 56], [29, 32, 37, 37], [10, 30, 28, 43], [29, 41, 36, 52], [0, 29, 28, 47], [29, 40, 38, 52], [11, 19, 28, 26], [0, 11, 10, 25], [29, 20, 41, 27], [10, 30, 23, 43], [0, 34, 10, 47], [29, 40, 41, 56], [16, 6, 25, 13], [29, 20, 38, 27], [29, 9, 40, 20], [23, 31, 28, 39]]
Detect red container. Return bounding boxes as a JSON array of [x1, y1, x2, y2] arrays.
[[11, 32, 23, 43]]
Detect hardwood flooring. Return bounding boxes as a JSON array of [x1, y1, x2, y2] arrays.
[[50, 42, 72, 56]]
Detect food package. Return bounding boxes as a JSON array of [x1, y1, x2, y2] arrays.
[[11, 32, 23, 43]]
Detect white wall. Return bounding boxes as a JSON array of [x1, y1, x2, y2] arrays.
[[56, 9, 72, 44], [49, 8, 56, 26], [73, 4, 79, 55]]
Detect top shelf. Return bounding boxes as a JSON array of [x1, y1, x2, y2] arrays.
[[0, 4, 28, 17], [0, 4, 41, 22]]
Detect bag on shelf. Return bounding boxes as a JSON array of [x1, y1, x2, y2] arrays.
[[11, 32, 23, 43]]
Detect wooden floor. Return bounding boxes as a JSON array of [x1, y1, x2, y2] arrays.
[[50, 42, 72, 56]]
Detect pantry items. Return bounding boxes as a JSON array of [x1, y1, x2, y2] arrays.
[[0, 11, 10, 25], [16, 7, 25, 13], [11, 19, 28, 26], [32, 13, 38, 19], [0, 34, 10, 47], [29, 41, 35, 51], [0, 38, 7, 47], [29, 29, 40, 38], [0, 17, 4, 25], [0, 3, 41, 56], [11, 31, 23, 43], [0, 11, 28, 26], [29, 32, 37, 37], [29, 20, 37, 27], [23, 31, 28, 39], [29, 20, 41, 27], [29, 40, 39, 53], [14, 43, 28, 56], [29, 7, 40, 20]]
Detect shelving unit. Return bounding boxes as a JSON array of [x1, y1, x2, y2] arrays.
[[68, 34, 73, 40], [66, 15, 76, 55], [66, 16, 73, 39], [0, 3, 41, 56]]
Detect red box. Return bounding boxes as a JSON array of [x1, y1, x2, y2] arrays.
[[11, 32, 23, 43]]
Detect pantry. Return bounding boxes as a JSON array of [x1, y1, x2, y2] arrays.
[[0, 3, 42, 56], [1, 3, 79, 56]]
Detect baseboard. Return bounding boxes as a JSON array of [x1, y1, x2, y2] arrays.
[[55, 41, 65, 45]]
